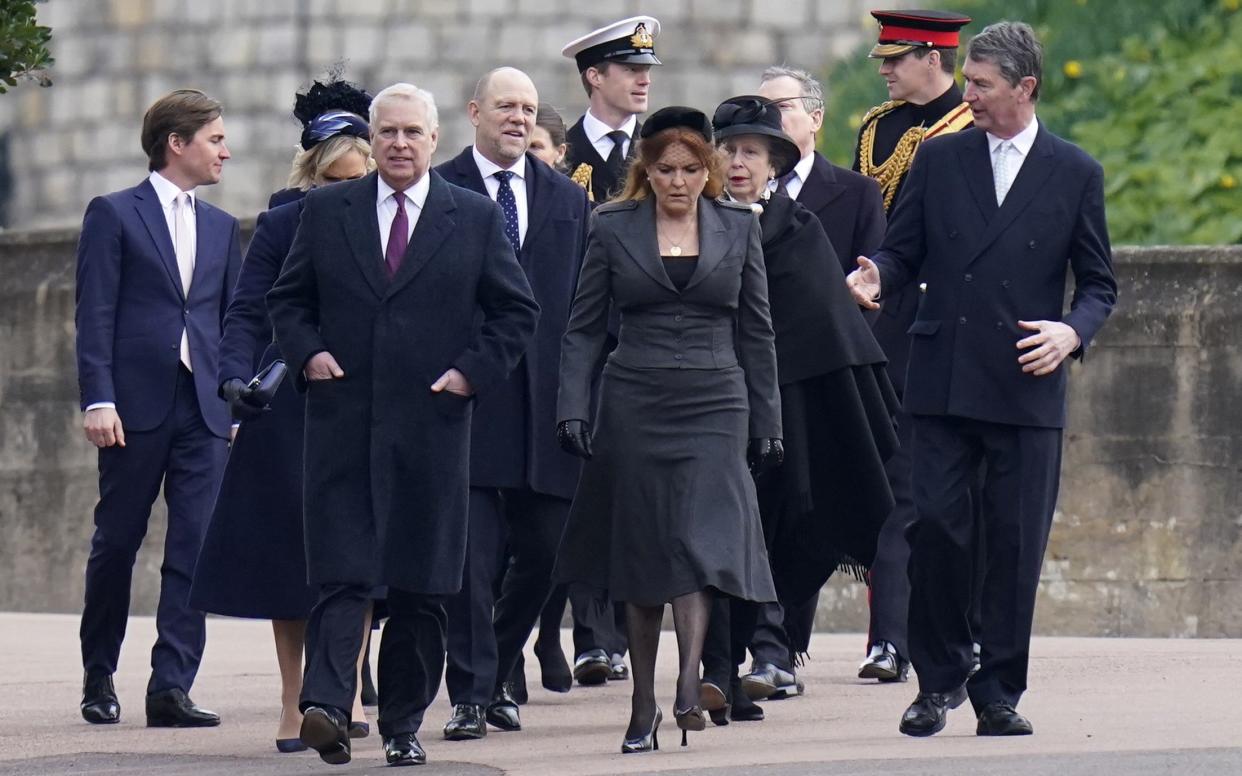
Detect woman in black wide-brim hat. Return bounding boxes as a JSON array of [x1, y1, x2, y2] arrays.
[[188, 77, 375, 753], [697, 96, 900, 724], [554, 106, 783, 753]]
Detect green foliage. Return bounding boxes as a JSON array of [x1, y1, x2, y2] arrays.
[[820, 0, 1241, 244], [0, 0, 53, 94]]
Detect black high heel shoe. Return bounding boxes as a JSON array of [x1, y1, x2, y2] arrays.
[[621, 707, 662, 753], [674, 705, 706, 746]]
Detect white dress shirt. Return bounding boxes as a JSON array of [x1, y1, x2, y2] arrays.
[[376, 171, 431, 257], [472, 146, 528, 246], [987, 116, 1039, 205], [582, 109, 637, 161]]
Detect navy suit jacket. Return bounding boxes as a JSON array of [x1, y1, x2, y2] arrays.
[[871, 124, 1117, 429], [435, 149, 592, 500], [75, 178, 242, 439], [799, 152, 886, 276], [218, 195, 305, 387]]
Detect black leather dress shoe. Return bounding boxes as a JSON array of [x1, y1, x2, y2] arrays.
[[741, 662, 799, 701], [300, 705, 351, 764], [976, 701, 1033, 736], [730, 676, 765, 721], [485, 685, 521, 731], [145, 688, 220, 727], [572, 649, 610, 686], [608, 652, 629, 681], [858, 642, 910, 683], [443, 703, 486, 740], [81, 673, 120, 724], [384, 732, 427, 766], [898, 685, 968, 737]]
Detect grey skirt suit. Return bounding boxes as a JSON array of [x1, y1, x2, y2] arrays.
[[555, 196, 782, 606]]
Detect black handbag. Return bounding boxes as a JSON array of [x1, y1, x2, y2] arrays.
[[245, 360, 288, 408]]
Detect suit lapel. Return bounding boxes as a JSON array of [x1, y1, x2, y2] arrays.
[[386, 172, 456, 298], [342, 173, 389, 299], [616, 199, 676, 293], [968, 126, 1059, 263], [681, 199, 728, 293], [959, 129, 999, 223], [523, 153, 553, 251], [132, 180, 185, 301], [449, 148, 488, 196], [190, 199, 217, 297], [798, 154, 845, 215]]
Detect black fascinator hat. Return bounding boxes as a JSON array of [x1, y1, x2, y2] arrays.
[[639, 106, 713, 144], [712, 96, 800, 178], [293, 79, 374, 151]]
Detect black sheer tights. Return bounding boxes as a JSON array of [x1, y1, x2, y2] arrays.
[[623, 590, 712, 739]]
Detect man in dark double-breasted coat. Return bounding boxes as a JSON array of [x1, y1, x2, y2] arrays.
[[267, 83, 538, 767]]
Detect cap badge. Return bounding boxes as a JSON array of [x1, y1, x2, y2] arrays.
[[630, 23, 654, 49]]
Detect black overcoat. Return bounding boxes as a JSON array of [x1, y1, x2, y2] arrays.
[[798, 152, 886, 277], [266, 171, 539, 594], [435, 149, 592, 500], [872, 125, 1117, 428]]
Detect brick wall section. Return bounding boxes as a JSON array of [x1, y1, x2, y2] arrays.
[[1, 0, 899, 229], [2, 223, 1239, 637]]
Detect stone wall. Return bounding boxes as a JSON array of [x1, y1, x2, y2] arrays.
[[0, 0, 895, 230], [1, 223, 1238, 637]]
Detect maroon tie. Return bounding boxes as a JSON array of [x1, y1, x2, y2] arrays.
[[385, 192, 409, 279]]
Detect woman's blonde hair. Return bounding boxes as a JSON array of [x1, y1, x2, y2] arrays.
[[612, 127, 724, 203], [286, 134, 374, 191]]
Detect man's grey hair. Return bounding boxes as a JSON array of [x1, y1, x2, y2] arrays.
[[369, 82, 440, 128], [760, 65, 825, 113], [967, 21, 1044, 101]]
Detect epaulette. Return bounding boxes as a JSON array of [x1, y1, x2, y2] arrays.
[[859, 99, 904, 130], [569, 163, 595, 202]]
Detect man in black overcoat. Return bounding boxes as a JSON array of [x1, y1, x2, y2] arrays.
[[433, 67, 592, 740], [267, 82, 539, 767], [848, 22, 1116, 737]]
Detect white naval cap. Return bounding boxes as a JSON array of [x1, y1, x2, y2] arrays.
[[561, 16, 662, 73]]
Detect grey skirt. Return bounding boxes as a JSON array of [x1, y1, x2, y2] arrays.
[[555, 360, 776, 606]]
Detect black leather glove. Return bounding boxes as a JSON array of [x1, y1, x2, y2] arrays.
[[557, 419, 594, 460], [747, 437, 784, 477], [221, 377, 265, 421]]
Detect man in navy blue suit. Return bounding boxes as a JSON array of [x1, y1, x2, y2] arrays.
[[848, 22, 1117, 738], [75, 89, 241, 727], [434, 67, 592, 741]]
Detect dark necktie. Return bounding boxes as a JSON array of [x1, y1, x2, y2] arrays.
[[494, 170, 520, 254], [385, 191, 408, 279], [776, 171, 797, 198], [604, 130, 629, 183]]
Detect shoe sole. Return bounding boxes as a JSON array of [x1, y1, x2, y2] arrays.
[[699, 682, 728, 712], [574, 663, 610, 686], [766, 681, 803, 700], [858, 663, 900, 681], [301, 710, 350, 765], [146, 718, 220, 728], [443, 728, 487, 741], [541, 680, 572, 693], [740, 675, 778, 701]]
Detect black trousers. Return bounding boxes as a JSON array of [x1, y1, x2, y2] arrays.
[[703, 595, 760, 688], [747, 595, 817, 671], [906, 415, 1061, 712], [445, 487, 569, 705], [301, 584, 446, 736], [79, 366, 226, 695]]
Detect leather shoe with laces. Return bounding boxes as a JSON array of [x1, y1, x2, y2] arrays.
[[384, 732, 427, 766], [485, 685, 521, 731], [899, 684, 968, 737], [443, 703, 486, 740], [299, 705, 350, 764], [573, 649, 610, 686], [741, 662, 800, 701], [858, 641, 910, 682], [976, 701, 1033, 736], [81, 673, 120, 724], [145, 688, 220, 727]]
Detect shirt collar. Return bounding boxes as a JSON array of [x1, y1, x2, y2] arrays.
[[148, 170, 196, 209], [472, 146, 527, 182], [987, 116, 1039, 158], [791, 152, 815, 183], [582, 110, 637, 145], [377, 170, 431, 210]]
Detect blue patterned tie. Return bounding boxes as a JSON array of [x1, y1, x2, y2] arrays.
[[494, 170, 520, 254]]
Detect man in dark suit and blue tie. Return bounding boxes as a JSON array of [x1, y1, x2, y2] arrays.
[[434, 67, 592, 741], [848, 22, 1117, 737], [76, 89, 242, 727], [267, 82, 538, 767]]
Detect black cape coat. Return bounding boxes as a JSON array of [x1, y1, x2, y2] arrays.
[[266, 171, 539, 594], [753, 194, 899, 604]]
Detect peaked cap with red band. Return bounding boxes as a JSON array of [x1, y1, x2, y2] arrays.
[[868, 9, 971, 59]]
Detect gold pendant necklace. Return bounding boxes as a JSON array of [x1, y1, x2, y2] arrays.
[[669, 245, 682, 256], [659, 217, 694, 257]]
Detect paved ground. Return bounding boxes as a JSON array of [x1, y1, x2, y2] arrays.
[[2, 613, 1240, 774]]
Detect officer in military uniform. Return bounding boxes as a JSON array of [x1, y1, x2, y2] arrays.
[[851, 9, 979, 684], [560, 16, 662, 203]]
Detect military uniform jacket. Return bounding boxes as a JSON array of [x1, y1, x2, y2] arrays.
[[871, 125, 1117, 429], [565, 116, 641, 203]]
